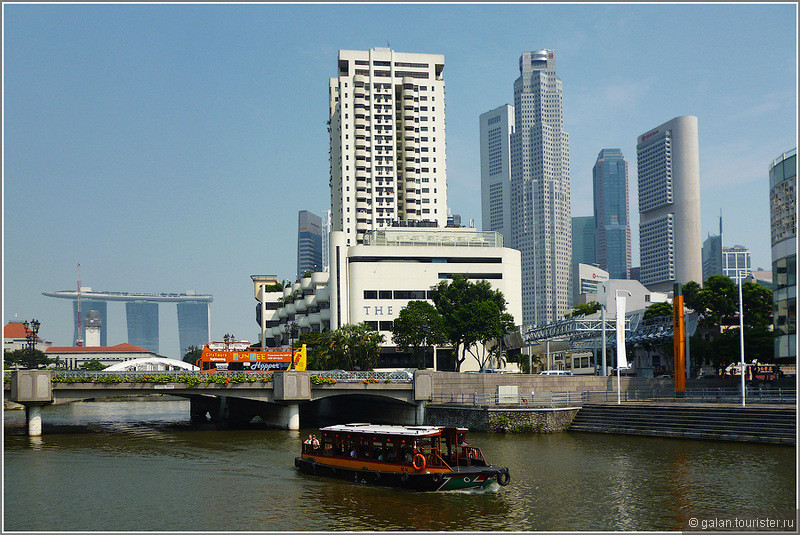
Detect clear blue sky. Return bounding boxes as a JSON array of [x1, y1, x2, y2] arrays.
[[3, 3, 797, 358]]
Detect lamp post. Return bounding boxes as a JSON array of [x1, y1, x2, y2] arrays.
[[285, 321, 299, 371], [22, 319, 41, 368], [738, 275, 746, 407]]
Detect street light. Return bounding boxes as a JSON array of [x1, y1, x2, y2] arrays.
[[284, 321, 299, 371], [22, 319, 41, 368]]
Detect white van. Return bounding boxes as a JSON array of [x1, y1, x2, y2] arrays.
[[538, 370, 572, 376]]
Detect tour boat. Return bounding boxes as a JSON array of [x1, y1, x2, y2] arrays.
[[295, 423, 510, 491]]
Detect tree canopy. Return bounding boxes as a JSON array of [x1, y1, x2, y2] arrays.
[[390, 301, 447, 369], [565, 301, 601, 318], [429, 275, 515, 371], [683, 276, 774, 367], [3, 349, 52, 369], [307, 323, 385, 371]]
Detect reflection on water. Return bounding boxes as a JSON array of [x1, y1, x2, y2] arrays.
[[4, 400, 796, 531]]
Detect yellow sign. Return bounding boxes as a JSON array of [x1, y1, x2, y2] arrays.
[[293, 344, 307, 371]]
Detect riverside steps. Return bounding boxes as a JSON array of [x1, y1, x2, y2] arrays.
[[568, 403, 796, 445]]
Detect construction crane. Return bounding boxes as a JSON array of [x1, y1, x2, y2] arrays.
[[76, 263, 83, 347]]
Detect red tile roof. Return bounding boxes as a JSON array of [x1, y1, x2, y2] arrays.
[[45, 343, 151, 354], [4, 322, 42, 340]]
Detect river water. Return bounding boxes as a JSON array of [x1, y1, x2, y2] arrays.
[[3, 399, 796, 532]]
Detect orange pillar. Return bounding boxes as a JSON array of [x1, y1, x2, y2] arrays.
[[673, 284, 686, 393]]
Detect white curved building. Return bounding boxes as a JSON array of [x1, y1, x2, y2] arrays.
[[637, 116, 702, 292]]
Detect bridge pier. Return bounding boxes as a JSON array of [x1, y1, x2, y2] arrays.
[[25, 405, 43, 437], [415, 402, 425, 425], [284, 403, 300, 430], [10, 370, 53, 437]]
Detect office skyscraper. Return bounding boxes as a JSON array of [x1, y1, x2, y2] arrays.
[[637, 116, 702, 292], [571, 216, 596, 267], [593, 149, 631, 279], [509, 50, 571, 326], [480, 104, 515, 245], [297, 210, 323, 279], [769, 148, 796, 361], [329, 48, 447, 246]]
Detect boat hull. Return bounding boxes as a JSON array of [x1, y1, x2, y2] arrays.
[[295, 456, 509, 492]]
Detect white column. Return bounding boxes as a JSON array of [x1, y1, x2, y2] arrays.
[[286, 403, 300, 431], [27, 405, 42, 437]]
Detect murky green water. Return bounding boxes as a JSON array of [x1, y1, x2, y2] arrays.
[[4, 400, 796, 531]]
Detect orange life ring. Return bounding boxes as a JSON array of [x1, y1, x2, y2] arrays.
[[412, 453, 426, 471]]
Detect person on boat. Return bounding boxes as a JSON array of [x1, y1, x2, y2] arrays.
[[304, 434, 313, 445], [311, 435, 320, 449]]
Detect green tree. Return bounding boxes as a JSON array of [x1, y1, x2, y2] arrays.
[[326, 323, 385, 371], [298, 331, 330, 370], [565, 301, 601, 318], [3, 349, 52, 369], [429, 275, 515, 371], [183, 346, 202, 365], [684, 277, 774, 368], [643, 301, 674, 320], [79, 359, 107, 371], [391, 301, 447, 369]]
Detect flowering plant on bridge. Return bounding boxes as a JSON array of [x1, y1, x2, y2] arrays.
[[310, 375, 337, 385], [362, 378, 381, 385]]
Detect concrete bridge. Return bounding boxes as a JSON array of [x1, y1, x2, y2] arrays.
[[6, 369, 434, 435]]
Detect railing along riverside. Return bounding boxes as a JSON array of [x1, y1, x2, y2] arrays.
[[580, 387, 796, 404], [430, 391, 584, 408], [429, 387, 797, 408]]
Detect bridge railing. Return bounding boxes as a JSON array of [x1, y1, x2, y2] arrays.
[[311, 370, 413, 383], [49, 370, 273, 384], [40, 369, 414, 385]]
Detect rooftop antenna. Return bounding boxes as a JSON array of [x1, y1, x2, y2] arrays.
[[76, 263, 84, 346]]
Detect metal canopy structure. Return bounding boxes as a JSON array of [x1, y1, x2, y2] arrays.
[[509, 310, 699, 352]]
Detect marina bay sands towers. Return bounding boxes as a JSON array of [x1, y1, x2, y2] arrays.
[[42, 289, 212, 356]]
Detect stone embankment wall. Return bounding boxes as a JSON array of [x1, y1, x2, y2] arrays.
[[424, 406, 580, 433]]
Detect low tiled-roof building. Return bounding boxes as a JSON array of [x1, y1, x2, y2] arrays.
[[45, 343, 160, 370], [4, 322, 52, 352]]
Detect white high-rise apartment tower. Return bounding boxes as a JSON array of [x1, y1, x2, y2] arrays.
[[329, 48, 447, 246], [637, 115, 702, 292], [508, 50, 572, 326], [480, 105, 515, 246]]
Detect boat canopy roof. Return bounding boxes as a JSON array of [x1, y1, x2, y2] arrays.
[[320, 423, 467, 437]]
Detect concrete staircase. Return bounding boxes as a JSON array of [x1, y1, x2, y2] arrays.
[[569, 403, 796, 444]]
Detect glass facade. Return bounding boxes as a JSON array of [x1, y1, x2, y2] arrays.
[[125, 301, 159, 354], [571, 216, 596, 266], [177, 301, 210, 356], [593, 149, 631, 279], [297, 210, 323, 279], [769, 148, 796, 361]]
